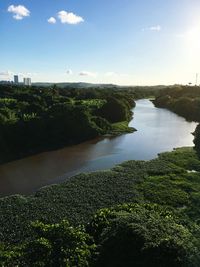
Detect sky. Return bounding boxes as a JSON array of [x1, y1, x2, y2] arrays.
[[1, 0, 200, 85]]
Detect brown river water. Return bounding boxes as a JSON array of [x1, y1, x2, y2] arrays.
[[0, 99, 198, 197]]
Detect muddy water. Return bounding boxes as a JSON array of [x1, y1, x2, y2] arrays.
[[0, 99, 197, 196]]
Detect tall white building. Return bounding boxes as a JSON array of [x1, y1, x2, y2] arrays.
[[14, 75, 19, 84], [23, 77, 31, 86]]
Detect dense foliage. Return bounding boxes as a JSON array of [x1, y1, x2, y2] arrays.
[[1, 148, 200, 265], [94, 96, 133, 123], [154, 85, 200, 122], [0, 84, 138, 163], [194, 124, 200, 157], [88, 204, 200, 267], [1, 202, 200, 266], [1, 84, 200, 266], [0, 220, 95, 267]]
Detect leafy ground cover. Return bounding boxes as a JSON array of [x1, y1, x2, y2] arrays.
[[109, 121, 136, 135], [1, 147, 200, 245]]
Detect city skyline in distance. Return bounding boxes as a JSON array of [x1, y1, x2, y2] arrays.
[[1, 0, 200, 85]]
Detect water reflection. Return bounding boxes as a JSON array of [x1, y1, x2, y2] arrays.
[[0, 99, 197, 196]]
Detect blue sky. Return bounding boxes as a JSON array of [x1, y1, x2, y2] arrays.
[[1, 0, 200, 85]]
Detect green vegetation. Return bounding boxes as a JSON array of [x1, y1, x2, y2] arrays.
[[0, 82, 167, 164], [194, 124, 200, 157], [0, 220, 96, 267], [109, 121, 136, 135], [2, 203, 200, 267], [94, 96, 133, 123], [1, 84, 200, 266], [88, 204, 200, 267], [0, 84, 138, 163], [1, 147, 200, 265], [153, 85, 200, 122]]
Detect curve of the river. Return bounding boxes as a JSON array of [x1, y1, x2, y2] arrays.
[[0, 99, 198, 196]]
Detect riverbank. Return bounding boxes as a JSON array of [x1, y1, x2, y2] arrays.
[[153, 85, 200, 159], [153, 86, 200, 123], [0, 84, 136, 165], [107, 121, 136, 136], [1, 147, 200, 245], [0, 119, 135, 166], [0, 99, 197, 197]]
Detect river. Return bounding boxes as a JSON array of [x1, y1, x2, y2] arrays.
[[0, 99, 198, 197]]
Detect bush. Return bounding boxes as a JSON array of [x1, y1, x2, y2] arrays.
[[1, 220, 96, 267], [88, 204, 200, 267], [194, 124, 200, 157]]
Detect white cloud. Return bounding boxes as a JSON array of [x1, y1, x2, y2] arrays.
[[105, 72, 117, 77], [27, 72, 38, 76], [79, 71, 97, 77], [150, 25, 161, 31], [0, 70, 13, 76], [58, 11, 84, 25], [142, 25, 161, 32], [48, 17, 56, 24], [66, 69, 73, 75], [105, 72, 129, 78], [8, 5, 30, 20], [18, 72, 38, 77]]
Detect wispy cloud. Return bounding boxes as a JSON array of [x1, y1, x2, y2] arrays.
[[150, 25, 161, 31], [0, 70, 13, 77], [48, 17, 56, 24], [79, 71, 97, 77], [8, 5, 30, 20], [105, 72, 117, 77], [58, 11, 84, 25], [18, 72, 38, 77], [143, 25, 161, 32], [66, 69, 73, 75], [105, 72, 129, 77]]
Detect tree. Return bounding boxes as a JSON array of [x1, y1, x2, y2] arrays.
[[95, 97, 130, 123], [14, 220, 95, 267], [88, 203, 199, 267], [194, 124, 200, 157]]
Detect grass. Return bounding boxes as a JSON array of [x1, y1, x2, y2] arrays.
[[109, 121, 136, 135]]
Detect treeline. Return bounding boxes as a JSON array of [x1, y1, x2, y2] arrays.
[[0, 84, 138, 163], [153, 85, 200, 156], [1, 147, 200, 266], [153, 85, 200, 121]]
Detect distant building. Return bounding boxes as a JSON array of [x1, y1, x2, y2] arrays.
[[14, 75, 19, 84], [23, 77, 31, 86]]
